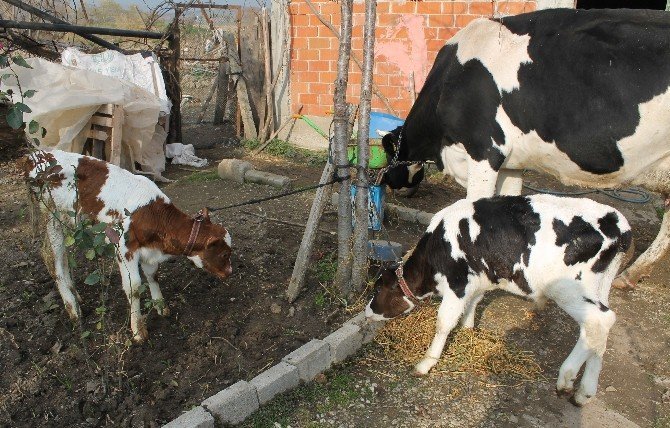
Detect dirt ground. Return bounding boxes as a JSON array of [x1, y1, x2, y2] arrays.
[[0, 138, 367, 427], [0, 132, 668, 427]]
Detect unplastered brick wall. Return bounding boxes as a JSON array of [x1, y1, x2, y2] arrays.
[[289, 0, 537, 118]]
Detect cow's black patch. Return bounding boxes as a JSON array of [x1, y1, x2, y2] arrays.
[[501, 9, 670, 174], [583, 296, 610, 312], [598, 212, 621, 238], [404, 221, 469, 298], [575, 271, 582, 281], [456, 196, 540, 294], [591, 243, 619, 273], [553, 216, 604, 265]]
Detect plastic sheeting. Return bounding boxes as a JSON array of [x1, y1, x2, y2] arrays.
[[1, 58, 168, 179], [61, 47, 171, 115]]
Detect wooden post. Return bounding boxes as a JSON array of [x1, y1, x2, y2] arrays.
[[259, 7, 274, 142], [213, 56, 229, 125], [286, 161, 335, 302], [166, 17, 182, 143], [109, 105, 123, 166], [333, 0, 354, 299], [222, 30, 257, 139], [351, 0, 376, 293]]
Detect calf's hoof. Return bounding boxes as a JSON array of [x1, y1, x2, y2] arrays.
[[413, 357, 437, 376], [131, 317, 149, 343], [569, 391, 592, 407], [555, 387, 573, 399], [65, 303, 81, 321]]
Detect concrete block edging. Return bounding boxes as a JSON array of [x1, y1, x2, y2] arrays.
[[162, 311, 385, 427]]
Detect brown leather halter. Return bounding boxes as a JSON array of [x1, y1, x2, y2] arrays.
[[183, 210, 206, 256], [395, 264, 420, 305]]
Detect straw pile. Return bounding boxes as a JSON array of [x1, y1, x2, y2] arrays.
[[374, 304, 543, 381]]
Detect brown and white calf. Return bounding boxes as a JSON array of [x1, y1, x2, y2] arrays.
[[366, 194, 632, 406], [23, 150, 232, 342]]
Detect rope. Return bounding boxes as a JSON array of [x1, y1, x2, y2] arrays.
[[522, 184, 650, 204], [206, 174, 346, 212]]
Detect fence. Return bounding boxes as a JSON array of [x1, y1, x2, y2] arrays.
[[176, 3, 241, 127]]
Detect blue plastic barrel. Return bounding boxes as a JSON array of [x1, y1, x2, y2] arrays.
[[368, 112, 404, 138], [350, 184, 385, 231]]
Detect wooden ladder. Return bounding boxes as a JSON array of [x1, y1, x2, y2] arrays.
[[85, 104, 123, 165]]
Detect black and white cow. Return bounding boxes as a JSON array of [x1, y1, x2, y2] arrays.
[[366, 194, 632, 406], [380, 8, 670, 288]]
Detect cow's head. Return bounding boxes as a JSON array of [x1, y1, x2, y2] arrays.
[[379, 127, 425, 197], [365, 268, 416, 321], [187, 209, 233, 279]]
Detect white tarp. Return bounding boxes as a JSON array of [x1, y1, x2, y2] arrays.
[[165, 143, 208, 168], [0, 58, 167, 179], [61, 47, 172, 114]]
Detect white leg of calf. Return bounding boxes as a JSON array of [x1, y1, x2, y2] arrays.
[[141, 262, 168, 316], [557, 328, 591, 395], [46, 217, 81, 320], [495, 169, 523, 196], [415, 289, 465, 375], [572, 354, 603, 406], [466, 159, 500, 200], [461, 293, 484, 329], [618, 204, 670, 286], [573, 310, 615, 406], [120, 257, 147, 343]]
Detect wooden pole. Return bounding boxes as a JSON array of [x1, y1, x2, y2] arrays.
[[351, 0, 376, 294], [166, 18, 182, 143], [0, 20, 165, 39], [259, 7, 274, 142], [213, 56, 230, 125], [252, 105, 303, 156], [0, 0, 128, 51], [286, 161, 335, 302], [332, 0, 354, 299]]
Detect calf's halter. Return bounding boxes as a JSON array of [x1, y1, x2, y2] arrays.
[[183, 210, 206, 256], [395, 264, 420, 305]]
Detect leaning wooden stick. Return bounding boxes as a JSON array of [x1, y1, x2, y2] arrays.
[[252, 105, 303, 156]]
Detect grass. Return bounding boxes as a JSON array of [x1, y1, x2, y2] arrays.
[[182, 170, 220, 183], [243, 139, 329, 166], [315, 254, 337, 283], [243, 368, 367, 428], [656, 206, 665, 221]]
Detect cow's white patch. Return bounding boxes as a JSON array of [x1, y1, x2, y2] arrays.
[[407, 163, 423, 184], [440, 143, 469, 187], [224, 230, 232, 247], [448, 18, 532, 93], [188, 255, 204, 268], [365, 301, 390, 321]]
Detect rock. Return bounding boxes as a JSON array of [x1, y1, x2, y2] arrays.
[[605, 386, 617, 392], [288, 306, 295, 317], [270, 303, 282, 314], [314, 373, 327, 384]]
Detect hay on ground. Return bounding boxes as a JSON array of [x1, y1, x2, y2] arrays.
[[374, 304, 543, 381]]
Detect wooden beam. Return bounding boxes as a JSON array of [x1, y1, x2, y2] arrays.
[[1, 0, 126, 51], [0, 20, 166, 39]]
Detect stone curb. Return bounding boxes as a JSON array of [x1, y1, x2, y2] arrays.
[[161, 311, 385, 427]]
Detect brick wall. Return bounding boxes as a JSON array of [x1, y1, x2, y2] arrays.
[[288, 0, 537, 118]]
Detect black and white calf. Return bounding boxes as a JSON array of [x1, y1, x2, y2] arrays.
[[366, 194, 632, 406]]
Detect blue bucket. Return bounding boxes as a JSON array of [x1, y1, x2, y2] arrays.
[[350, 184, 385, 231], [368, 112, 404, 138]]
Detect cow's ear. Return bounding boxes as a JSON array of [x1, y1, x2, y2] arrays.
[[381, 133, 396, 156]]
